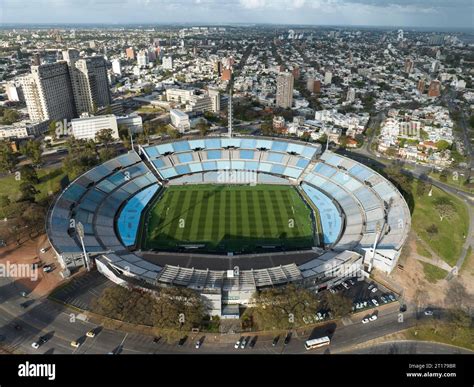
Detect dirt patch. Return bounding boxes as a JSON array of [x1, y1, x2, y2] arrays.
[[0, 234, 65, 297], [384, 233, 452, 308]]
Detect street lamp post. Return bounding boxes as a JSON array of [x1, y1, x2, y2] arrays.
[[76, 222, 90, 272]]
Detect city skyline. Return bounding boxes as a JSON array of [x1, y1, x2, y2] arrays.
[[0, 0, 473, 29]]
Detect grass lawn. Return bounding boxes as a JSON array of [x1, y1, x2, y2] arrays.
[[429, 172, 473, 195], [460, 246, 473, 276], [142, 184, 314, 253], [0, 167, 67, 202], [415, 242, 432, 259], [412, 185, 469, 266], [420, 262, 448, 283], [405, 322, 474, 351]]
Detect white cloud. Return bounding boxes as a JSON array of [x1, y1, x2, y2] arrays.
[[239, 0, 266, 9]]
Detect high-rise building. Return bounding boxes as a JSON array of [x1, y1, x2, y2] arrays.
[[431, 60, 440, 73], [64, 50, 111, 115], [417, 79, 425, 94], [21, 62, 76, 122], [137, 50, 149, 68], [5, 81, 24, 102], [31, 53, 41, 66], [112, 59, 122, 76], [324, 71, 332, 85], [162, 56, 173, 70], [276, 72, 294, 109], [292, 66, 300, 80], [221, 68, 232, 81], [307, 78, 321, 93], [346, 88, 356, 102], [208, 89, 220, 113], [126, 47, 135, 60], [428, 80, 441, 98], [404, 58, 414, 74]]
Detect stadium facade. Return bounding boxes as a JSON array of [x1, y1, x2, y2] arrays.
[[46, 136, 411, 316]]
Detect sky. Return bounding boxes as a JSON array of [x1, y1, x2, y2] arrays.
[[0, 0, 473, 29]]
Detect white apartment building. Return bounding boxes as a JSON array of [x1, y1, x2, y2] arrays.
[[162, 56, 173, 70], [170, 109, 190, 133], [21, 62, 76, 122], [166, 88, 195, 103], [137, 50, 149, 68], [117, 114, 143, 134], [324, 71, 332, 85], [71, 114, 119, 141], [5, 80, 24, 102], [112, 59, 122, 76]]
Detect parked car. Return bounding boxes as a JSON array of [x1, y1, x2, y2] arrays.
[[31, 342, 40, 349], [272, 336, 280, 347], [40, 248, 47, 254], [284, 332, 292, 345], [43, 265, 52, 273], [153, 337, 161, 344], [380, 296, 387, 303], [178, 336, 187, 347], [234, 337, 243, 349], [329, 288, 336, 294], [348, 279, 355, 286], [369, 314, 378, 322], [388, 294, 396, 302], [424, 308, 434, 316], [371, 299, 379, 307], [367, 284, 374, 290], [86, 329, 96, 338], [342, 282, 349, 289], [362, 317, 370, 324], [240, 336, 249, 349], [70, 341, 80, 348], [20, 291, 27, 297], [249, 336, 258, 348], [371, 287, 378, 293], [195, 337, 204, 349]]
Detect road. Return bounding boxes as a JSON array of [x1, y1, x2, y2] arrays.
[[0, 272, 455, 355]]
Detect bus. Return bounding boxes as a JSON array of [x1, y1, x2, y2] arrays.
[[304, 336, 331, 350]]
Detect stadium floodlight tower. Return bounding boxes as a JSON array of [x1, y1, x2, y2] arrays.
[[366, 222, 382, 272], [228, 86, 233, 138], [76, 222, 91, 272]]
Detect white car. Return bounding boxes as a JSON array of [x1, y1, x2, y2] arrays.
[[362, 318, 370, 324], [342, 282, 349, 289], [367, 284, 374, 290], [43, 265, 52, 273], [329, 288, 336, 294], [371, 287, 378, 293], [70, 341, 80, 348], [369, 314, 378, 321], [40, 248, 47, 254], [234, 339, 241, 349], [31, 342, 40, 349], [371, 299, 379, 307], [86, 330, 96, 338]]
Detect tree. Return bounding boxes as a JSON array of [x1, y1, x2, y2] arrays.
[[2, 108, 20, 125], [197, 122, 209, 137], [434, 197, 456, 221], [320, 292, 352, 318], [415, 180, 430, 198], [21, 140, 42, 166], [47, 120, 58, 139], [426, 224, 439, 240], [19, 182, 39, 202], [95, 128, 115, 149], [249, 285, 319, 330], [0, 141, 17, 173], [436, 140, 451, 151], [19, 165, 39, 184]]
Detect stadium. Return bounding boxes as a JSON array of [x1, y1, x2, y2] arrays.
[[46, 136, 411, 316]]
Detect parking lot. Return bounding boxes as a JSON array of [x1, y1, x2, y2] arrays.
[[300, 278, 400, 326], [331, 278, 399, 312]]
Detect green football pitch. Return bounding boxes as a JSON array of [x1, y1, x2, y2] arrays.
[[141, 184, 315, 253]]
